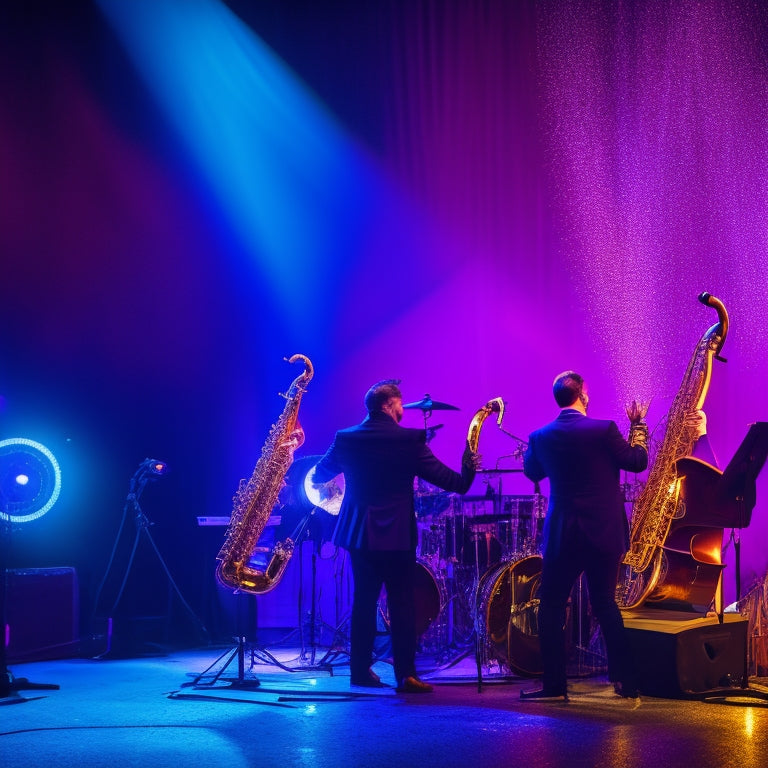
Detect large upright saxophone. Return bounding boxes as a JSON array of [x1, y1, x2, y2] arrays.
[[618, 293, 728, 609], [216, 354, 314, 595]]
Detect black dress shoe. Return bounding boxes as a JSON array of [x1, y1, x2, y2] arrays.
[[520, 686, 568, 701], [613, 682, 639, 699], [395, 676, 434, 693]]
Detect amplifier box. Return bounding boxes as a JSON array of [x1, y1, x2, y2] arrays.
[[5, 567, 80, 663], [623, 610, 747, 698]]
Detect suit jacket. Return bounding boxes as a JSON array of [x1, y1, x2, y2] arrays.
[[314, 412, 475, 551], [523, 409, 648, 558]]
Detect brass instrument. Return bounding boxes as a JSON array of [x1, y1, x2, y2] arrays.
[[618, 293, 728, 609], [468, 397, 505, 452], [216, 354, 314, 594]]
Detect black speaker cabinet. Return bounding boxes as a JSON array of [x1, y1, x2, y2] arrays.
[[5, 567, 80, 663], [623, 610, 747, 698]]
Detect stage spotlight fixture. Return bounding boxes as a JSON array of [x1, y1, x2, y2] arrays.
[[303, 464, 344, 516], [282, 454, 344, 516], [132, 458, 169, 479], [144, 459, 169, 477], [0, 438, 62, 524], [128, 458, 170, 498]]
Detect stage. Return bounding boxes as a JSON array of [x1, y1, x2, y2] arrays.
[[2, 643, 768, 768]]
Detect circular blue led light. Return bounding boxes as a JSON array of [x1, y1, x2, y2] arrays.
[[0, 438, 62, 523]]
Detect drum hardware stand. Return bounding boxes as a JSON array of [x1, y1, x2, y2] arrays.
[[570, 575, 606, 677], [295, 520, 340, 672], [472, 614, 517, 693], [285, 459, 352, 671], [430, 604, 476, 670], [311, 544, 353, 668], [310, 549, 353, 669], [252, 514, 335, 674], [474, 597, 484, 693], [308, 619, 351, 670], [242, 511, 347, 675], [470, 533, 486, 584], [441, 562, 461, 655], [434, 562, 476, 664]]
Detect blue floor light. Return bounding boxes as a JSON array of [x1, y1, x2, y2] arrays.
[[0, 438, 62, 524], [0, 439, 63, 699]]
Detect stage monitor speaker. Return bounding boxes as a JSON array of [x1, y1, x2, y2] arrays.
[[623, 611, 747, 698], [6, 567, 80, 663]]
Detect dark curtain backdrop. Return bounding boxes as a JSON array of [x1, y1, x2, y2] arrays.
[[1, 0, 766, 641]]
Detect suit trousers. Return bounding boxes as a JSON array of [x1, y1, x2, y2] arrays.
[[349, 548, 417, 684], [538, 537, 636, 691]]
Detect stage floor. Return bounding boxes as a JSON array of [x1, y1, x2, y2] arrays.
[[2, 642, 768, 768]]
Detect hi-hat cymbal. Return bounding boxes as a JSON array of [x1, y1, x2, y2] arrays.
[[403, 394, 460, 411]]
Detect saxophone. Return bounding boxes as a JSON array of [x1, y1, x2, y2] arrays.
[[216, 354, 314, 595], [618, 293, 728, 609], [468, 397, 506, 451]]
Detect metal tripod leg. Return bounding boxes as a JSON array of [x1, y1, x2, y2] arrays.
[[186, 636, 261, 689]]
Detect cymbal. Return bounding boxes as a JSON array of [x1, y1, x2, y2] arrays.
[[403, 394, 460, 411]]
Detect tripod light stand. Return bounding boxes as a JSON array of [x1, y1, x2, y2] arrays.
[[91, 458, 208, 658]]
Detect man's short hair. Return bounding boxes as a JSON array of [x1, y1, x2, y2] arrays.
[[364, 379, 402, 413], [552, 371, 584, 408]]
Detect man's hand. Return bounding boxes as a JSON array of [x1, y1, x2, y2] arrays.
[[625, 399, 650, 425], [685, 409, 707, 439], [625, 400, 650, 451], [462, 442, 482, 471]]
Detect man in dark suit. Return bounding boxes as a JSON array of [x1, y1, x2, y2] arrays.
[[313, 379, 478, 693], [522, 371, 648, 700]]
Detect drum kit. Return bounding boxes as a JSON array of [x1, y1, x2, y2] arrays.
[[400, 394, 549, 677]]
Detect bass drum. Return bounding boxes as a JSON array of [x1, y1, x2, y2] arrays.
[[476, 555, 544, 678], [379, 560, 443, 639]]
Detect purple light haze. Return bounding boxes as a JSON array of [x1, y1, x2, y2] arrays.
[[343, 0, 768, 602], [1, 0, 766, 613]]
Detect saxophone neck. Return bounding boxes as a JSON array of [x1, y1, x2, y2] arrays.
[[698, 292, 729, 362], [467, 397, 505, 452], [286, 353, 314, 390]]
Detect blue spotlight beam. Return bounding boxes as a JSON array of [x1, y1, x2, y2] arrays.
[[96, 0, 373, 328]]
